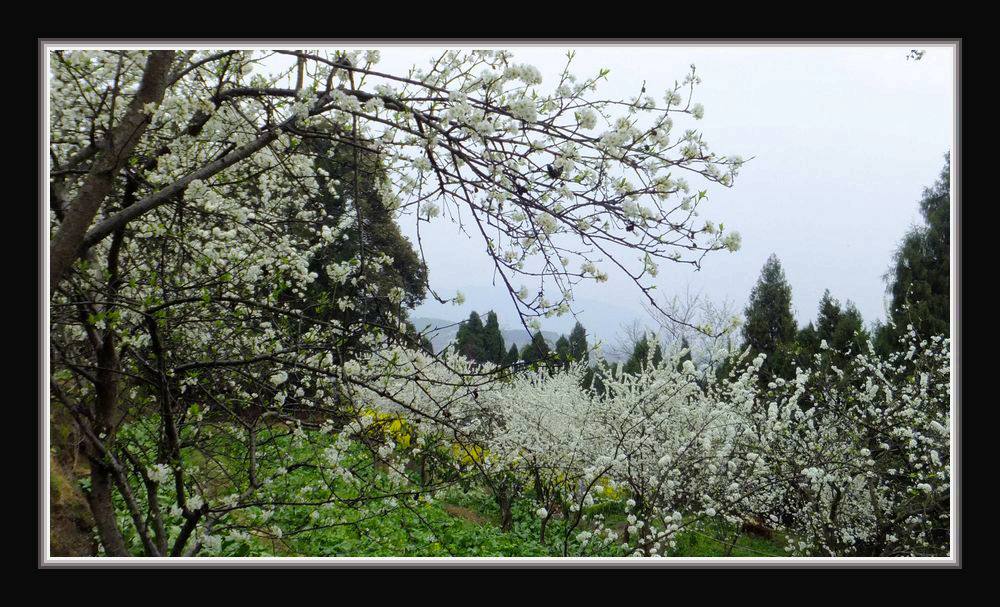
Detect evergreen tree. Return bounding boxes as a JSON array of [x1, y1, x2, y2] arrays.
[[816, 290, 842, 343], [305, 130, 427, 314], [795, 321, 820, 367], [881, 154, 951, 349], [742, 254, 798, 380], [481, 311, 507, 364], [520, 331, 551, 366], [455, 311, 486, 362], [832, 300, 866, 356], [584, 361, 612, 397], [568, 321, 589, 362], [798, 291, 867, 367], [555, 335, 572, 367], [582, 364, 598, 393], [298, 128, 428, 362], [623, 336, 663, 375], [503, 344, 521, 367]]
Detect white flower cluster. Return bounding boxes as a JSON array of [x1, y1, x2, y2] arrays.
[[503, 64, 543, 85], [508, 97, 538, 123], [427, 327, 952, 557]]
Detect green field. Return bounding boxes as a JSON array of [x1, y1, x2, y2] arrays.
[[107, 421, 788, 558]]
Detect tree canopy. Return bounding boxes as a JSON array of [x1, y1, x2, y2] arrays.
[[520, 331, 552, 366], [454, 310, 507, 364], [742, 254, 797, 379], [879, 154, 950, 350], [568, 321, 589, 362]]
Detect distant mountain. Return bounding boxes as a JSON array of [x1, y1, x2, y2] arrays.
[[410, 316, 462, 353], [410, 317, 459, 333], [410, 316, 559, 354]]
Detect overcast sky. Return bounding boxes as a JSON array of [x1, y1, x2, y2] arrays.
[[281, 44, 955, 343]]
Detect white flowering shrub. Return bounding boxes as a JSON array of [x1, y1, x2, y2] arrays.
[[739, 328, 952, 556], [429, 329, 951, 557]]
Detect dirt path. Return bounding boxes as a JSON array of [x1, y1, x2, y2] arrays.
[[440, 503, 489, 526]]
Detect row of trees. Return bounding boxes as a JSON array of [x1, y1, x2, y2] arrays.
[[740, 256, 867, 382], [447, 325, 950, 557], [441, 153, 949, 406], [453, 310, 589, 367], [738, 154, 950, 383]]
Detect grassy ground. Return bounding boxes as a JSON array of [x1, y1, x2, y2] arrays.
[[245, 482, 787, 557], [107, 420, 787, 557]]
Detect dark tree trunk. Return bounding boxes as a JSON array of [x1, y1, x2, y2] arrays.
[[86, 463, 129, 556], [497, 489, 514, 532]]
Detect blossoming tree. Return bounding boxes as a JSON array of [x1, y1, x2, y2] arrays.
[[49, 48, 949, 559], [49, 48, 743, 556]]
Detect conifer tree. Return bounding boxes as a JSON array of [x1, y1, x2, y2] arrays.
[[832, 300, 866, 356], [623, 336, 663, 375], [482, 311, 507, 364], [742, 254, 798, 380], [796, 321, 820, 367], [880, 154, 951, 350], [520, 331, 551, 366], [555, 335, 572, 367], [816, 289, 842, 343], [798, 291, 866, 367], [568, 321, 589, 362], [504, 344, 521, 367], [455, 311, 485, 361]]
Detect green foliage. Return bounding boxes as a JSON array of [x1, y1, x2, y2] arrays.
[[481, 312, 507, 364], [831, 301, 866, 355], [520, 331, 551, 366], [796, 290, 868, 367], [454, 310, 507, 364], [665, 518, 787, 557], [795, 322, 819, 368], [816, 289, 842, 341], [742, 254, 797, 381], [503, 344, 520, 367], [623, 335, 663, 375], [568, 321, 589, 362], [554, 335, 571, 365], [882, 153, 950, 350], [455, 311, 486, 361], [299, 129, 429, 359]]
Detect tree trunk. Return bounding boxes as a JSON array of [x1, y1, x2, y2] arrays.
[[86, 462, 129, 556], [80, 323, 129, 555], [49, 50, 175, 289], [497, 488, 514, 532]]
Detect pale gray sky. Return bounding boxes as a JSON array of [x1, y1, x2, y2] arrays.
[[272, 45, 956, 343]]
